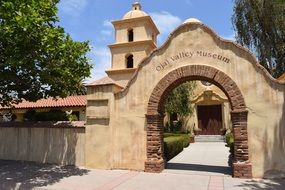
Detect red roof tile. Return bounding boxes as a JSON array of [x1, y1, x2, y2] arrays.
[[1, 95, 86, 110], [86, 76, 123, 88]]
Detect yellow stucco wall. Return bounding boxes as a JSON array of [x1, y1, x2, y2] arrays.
[[108, 13, 158, 87], [109, 43, 154, 70], [86, 22, 285, 178], [113, 18, 157, 44]]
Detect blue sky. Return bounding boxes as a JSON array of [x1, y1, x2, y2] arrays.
[[57, 0, 235, 83]]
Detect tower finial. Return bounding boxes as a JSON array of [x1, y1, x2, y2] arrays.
[[132, 2, 142, 10]]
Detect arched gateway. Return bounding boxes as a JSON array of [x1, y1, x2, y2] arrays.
[[145, 65, 251, 177], [86, 3, 285, 179]]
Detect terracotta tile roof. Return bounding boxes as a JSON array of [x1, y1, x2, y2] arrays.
[[278, 72, 285, 81], [1, 95, 86, 110], [86, 76, 123, 88]]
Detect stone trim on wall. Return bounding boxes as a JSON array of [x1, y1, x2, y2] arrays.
[[145, 65, 252, 178]]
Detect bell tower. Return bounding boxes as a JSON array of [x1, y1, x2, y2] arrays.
[[106, 2, 160, 87]]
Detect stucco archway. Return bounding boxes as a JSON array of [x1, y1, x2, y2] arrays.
[[145, 65, 252, 178]]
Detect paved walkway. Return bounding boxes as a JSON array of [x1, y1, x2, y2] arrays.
[[163, 142, 231, 190], [0, 143, 285, 190], [164, 142, 232, 176]]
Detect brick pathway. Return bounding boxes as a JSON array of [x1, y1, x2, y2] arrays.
[[95, 171, 139, 190], [208, 176, 224, 190]]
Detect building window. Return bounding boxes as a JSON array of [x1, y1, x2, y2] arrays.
[[128, 29, 134, 42], [126, 54, 134, 68]]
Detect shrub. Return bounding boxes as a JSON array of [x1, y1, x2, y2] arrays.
[[23, 109, 36, 121], [225, 133, 234, 155], [164, 136, 184, 161], [163, 133, 190, 147], [164, 133, 181, 138], [34, 109, 69, 121], [67, 114, 79, 121], [163, 133, 191, 160], [24, 109, 69, 121], [180, 134, 190, 147]]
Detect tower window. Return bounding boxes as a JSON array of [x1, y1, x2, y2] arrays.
[[128, 29, 134, 42], [126, 54, 134, 68]]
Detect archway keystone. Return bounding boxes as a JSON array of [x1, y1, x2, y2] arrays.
[[145, 65, 252, 178]]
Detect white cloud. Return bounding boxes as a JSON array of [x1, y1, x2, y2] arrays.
[[98, 20, 114, 40], [86, 46, 111, 83], [101, 30, 112, 36], [103, 20, 113, 28], [86, 20, 115, 82], [58, 0, 88, 17], [150, 11, 182, 45]]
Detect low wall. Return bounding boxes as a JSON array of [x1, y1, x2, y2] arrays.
[[0, 122, 85, 166]]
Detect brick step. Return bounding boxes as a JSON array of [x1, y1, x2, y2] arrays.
[[194, 135, 224, 142]]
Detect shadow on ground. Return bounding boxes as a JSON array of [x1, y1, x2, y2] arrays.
[[0, 160, 89, 190], [165, 147, 233, 176], [166, 163, 232, 175], [236, 179, 285, 190]]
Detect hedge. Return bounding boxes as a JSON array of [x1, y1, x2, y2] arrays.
[[163, 133, 191, 161], [23, 109, 78, 121], [225, 133, 234, 155]]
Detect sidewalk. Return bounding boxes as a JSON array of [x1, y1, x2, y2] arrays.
[[0, 142, 285, 190], [30, 168, 285, 190], [33, 171, 285, 190], [164, 142, 232, 176]]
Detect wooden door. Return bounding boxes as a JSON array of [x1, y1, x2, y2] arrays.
[[197, 105, 222, 135]]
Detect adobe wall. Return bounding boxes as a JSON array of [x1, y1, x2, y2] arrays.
[[86, 22, 285, 178], [0, 124, 85, 166]]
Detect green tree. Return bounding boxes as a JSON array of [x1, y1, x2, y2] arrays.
[[164, 81, 196, 117], [0, 0, 92, 106], [232, 0, 285, 78]]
